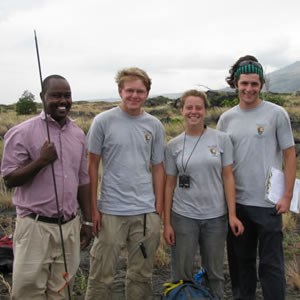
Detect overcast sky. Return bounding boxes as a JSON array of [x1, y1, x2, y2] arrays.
[[1, 0, 300, 104]]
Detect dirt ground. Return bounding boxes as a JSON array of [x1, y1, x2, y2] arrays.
[[1, 213, 300, 299], [72, 244, 300, 300]]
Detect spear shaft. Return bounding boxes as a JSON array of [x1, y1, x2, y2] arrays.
[[34, 30, 72, 300]]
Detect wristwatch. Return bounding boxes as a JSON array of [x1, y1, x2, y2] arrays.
[[82, 221, 93, 227]]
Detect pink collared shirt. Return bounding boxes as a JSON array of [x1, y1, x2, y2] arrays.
[[1, 112, 89, 219]]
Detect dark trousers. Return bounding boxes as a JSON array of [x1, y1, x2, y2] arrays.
[[227, 204, 285, 300]]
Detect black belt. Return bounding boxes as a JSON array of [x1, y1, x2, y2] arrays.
[[27, 213, 76, 224]]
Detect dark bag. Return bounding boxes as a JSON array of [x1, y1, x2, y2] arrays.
[[162, 280, 214, 300], [0, 235, 13, 273]]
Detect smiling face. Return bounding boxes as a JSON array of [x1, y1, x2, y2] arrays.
[[236, 73, 262, 109], [182, 95, 206, 131], [42, 78, 72, 126], [119, 78, 149, 116]]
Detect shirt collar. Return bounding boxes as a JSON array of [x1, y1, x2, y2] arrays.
[[39, 111, 71, 127]]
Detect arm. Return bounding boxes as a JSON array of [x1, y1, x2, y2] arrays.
[[222, 165, 244, 236], [88, 152, 102, 235], [276, 146, 297, 214], [152, 162, 165, 216], [4, 140, 57, 188], [164, 175, 177, 246], [77, 183, 92, 249]]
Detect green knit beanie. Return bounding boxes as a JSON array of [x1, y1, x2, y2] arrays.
[[234, 61, 264, 82]]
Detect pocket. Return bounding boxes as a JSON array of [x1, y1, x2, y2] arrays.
[[147, 213, 161, 237], [14, 217, 33, 242]]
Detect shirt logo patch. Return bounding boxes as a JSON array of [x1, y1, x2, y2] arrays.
[[209, 146, 218, 156], [144, 132, 152, 142], [257, 125, 265, 135]]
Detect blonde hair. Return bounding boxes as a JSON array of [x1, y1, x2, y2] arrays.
[[115, 67, 152, 91], [180, 89, 208, 108]]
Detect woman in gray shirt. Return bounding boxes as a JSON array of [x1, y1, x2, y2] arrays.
[[164, 89, 244, 299]]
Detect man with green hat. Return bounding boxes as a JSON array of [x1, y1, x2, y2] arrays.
[[217, 55, 296, 300]]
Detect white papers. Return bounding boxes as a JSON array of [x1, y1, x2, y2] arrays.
[[266, 167, 300, 214]]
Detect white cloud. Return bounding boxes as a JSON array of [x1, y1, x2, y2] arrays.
[[0, 0, 48, 22], [1, 0, 300, 104]]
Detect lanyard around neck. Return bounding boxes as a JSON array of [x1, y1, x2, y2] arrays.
[[181, 132, 203, 173]]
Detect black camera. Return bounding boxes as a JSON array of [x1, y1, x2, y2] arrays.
[[179, 174, 190, 188]]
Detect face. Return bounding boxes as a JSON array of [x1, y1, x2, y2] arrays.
[[182, 96, 206, 128], [42, 78, 72, 126], [119, 79, 149, 116], [236, 73, 262, 109]]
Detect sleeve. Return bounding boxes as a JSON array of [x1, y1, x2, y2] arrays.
[[276, 108, 295, 150], [87, 114, 105, 155], [1, 127, 30, 177], [164, 143, 178, 176], [216, 115, 225, 131], [151, 121, 165, 165], [220, 133, 234, 167]]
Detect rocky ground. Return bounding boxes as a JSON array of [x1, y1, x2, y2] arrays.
[[71, 245, 300, 300], [0, 212, 300, 299]]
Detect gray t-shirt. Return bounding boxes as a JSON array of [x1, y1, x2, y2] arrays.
[[88, 106, 165, 215], [217, 101, 295, 207], [164, 127, 233, 219]]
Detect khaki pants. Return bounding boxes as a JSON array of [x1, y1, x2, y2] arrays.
[[12, 216, 80, 300], [85, 213, 160, 300]]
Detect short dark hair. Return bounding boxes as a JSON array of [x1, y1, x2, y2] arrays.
[[41, 75, 67, 94]]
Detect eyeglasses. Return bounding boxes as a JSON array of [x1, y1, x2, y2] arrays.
[[237, 60, 263, 69], [123, 88, 147, 95]]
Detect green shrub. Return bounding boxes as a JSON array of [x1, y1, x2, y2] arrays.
[[145, 96, 170, 107], [262, 93, 285, 106], [16, 90, 37, 115], [221, 97, 239, 107], [207, 91, 237, 107]]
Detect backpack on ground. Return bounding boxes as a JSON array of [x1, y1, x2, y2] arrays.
[[162, 280, 215, 300]]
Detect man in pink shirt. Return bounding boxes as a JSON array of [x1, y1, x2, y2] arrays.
[[1, 75, 92, 299]]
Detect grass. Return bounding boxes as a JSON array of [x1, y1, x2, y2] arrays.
[[74, 267, 88, 295], [164, 121, 184, 142], [283, 213, 300, 258], [0, 274, 11, 297], [286, 256, 300, 289], [0, 178, 13, 211], [155, 226, 170, 268]]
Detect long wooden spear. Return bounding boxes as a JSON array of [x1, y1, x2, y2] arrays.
[[34, 30, 72, 300]]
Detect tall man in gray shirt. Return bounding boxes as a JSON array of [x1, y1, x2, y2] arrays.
[[85, 67, 165, 300], [217, 55, 296, 300]]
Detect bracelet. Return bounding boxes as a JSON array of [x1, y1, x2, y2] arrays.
[[82, 221, 93, 227]]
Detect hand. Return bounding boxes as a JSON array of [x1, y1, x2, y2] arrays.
[[275, 196, 291, 214], [80, 224, 93, 250], [39, 140, 58, 166], [164, 224, 175, 246], [92, 210, 102, 236], [229, 215, 244, 237]]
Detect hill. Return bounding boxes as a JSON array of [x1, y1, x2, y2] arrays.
[[268, 61, 300, 93], [148, 61, 300, 97]]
